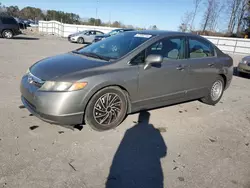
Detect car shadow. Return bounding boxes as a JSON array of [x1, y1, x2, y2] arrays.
[[233, 67, 250, 79], [12, 36, 39, 40], [105, 111, 167, 188]]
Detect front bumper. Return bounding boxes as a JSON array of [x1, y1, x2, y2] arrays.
[[20, 75, 85, 125], [238, 63, 250, 74], [21, 96, 83, 125], [94, 38, 101, 42], [94, 37, 106, 42], [68, 36, 77, 42]]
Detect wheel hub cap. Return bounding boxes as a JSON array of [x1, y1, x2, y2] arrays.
[[93, 93, 122, 125], [211, 80, 223, 101], [5, 31, 12, 38]]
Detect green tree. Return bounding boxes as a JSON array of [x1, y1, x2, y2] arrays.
[[88, 17, 96, 25], [149, 25, 158, 30], [6, 5, 19, 17], [20, 6, 44, 20], [95, 18, 101, 26], [0, 2, 7, 15], [112, 21, 121, 28]]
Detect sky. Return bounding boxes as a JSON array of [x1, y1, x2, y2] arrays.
[[1, 0, 205, 30]]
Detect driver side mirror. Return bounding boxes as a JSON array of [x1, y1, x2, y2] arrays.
[[144, 54, 163, 70]]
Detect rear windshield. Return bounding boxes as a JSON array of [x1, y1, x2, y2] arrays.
[[0, 17, 17, 24]]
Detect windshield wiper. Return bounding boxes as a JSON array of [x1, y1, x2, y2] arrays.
[[81, 52, 110, 61]]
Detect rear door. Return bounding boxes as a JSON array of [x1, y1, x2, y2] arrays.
[[185, 36, 219, 97]]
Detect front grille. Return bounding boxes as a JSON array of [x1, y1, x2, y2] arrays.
[[32, 80, 43, 88]]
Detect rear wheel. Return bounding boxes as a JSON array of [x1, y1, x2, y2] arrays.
[[2, 30, 13, 39], [201, 75, 225, 105], [77, 37, 84, 44], [84, 87, 128, 131]]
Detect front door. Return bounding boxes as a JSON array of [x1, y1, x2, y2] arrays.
[[136, 36, 189, 107], [85, 31, 96, 43]]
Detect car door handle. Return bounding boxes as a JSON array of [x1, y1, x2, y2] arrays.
[[176, 65, 185, 70], [208, 63, 215, 67]]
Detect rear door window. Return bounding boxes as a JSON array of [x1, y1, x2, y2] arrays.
[[188, 37, 215, 58], [96, 31, 103, 35], [0, 17, 17, 24]]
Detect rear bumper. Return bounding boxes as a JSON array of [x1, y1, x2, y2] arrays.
[[238, 63, 250, 74], [224, 78, 232, 90]]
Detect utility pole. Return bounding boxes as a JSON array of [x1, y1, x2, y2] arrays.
[[109, 11, 111, 27], [94, 0, 99, 26]]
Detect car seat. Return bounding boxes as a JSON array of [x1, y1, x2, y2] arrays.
[[190, 45, 207, 58]]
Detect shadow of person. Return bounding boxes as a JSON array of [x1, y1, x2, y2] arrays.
[[106, 111, 167, 188]]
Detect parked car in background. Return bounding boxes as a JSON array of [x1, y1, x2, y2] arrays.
[[14, 18, 27, 30], [0, 15, 21, 39], [94, 28, 135, 42], [20, 30, 233, 131], [68, 30, 104, 44], [237, 56, 250, 76]]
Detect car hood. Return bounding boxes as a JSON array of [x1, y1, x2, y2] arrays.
[[29, 53, 110, 81], [242, 56, 250, 62], [95, 34, 110, 38]]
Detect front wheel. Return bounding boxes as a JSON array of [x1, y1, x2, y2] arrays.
[[84, 87, 128, 131], [77, 37, 84, 44], [201, 75, 225, 105]]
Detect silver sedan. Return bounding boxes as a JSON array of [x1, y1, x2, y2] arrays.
[[237, 56, 250, 76], [68, 30, 104, 44]]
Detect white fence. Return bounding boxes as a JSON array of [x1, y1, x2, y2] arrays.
[[39, 20, 250, 55], [204, 36, 250, 55], [39, 20, 117, 37]]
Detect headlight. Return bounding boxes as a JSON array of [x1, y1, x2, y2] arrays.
[[39, 81, 87, 91], [240, 60, 247, 64]]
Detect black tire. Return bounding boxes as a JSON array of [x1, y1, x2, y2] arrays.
[[201, 75, 225, 105], [85, 86, 128, 131], [238, 71, 247, 77], [2, 30, 13, 39], [77, 37, 84, 44]]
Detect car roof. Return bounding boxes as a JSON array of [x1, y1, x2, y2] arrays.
[[112, 28, 134, 31], [126, 30, 200, 37], [0, 15, 15, 19]]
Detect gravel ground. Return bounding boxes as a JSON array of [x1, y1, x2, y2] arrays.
[[0, 34, 250, 188]]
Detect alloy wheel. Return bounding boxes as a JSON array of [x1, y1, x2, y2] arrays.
[[93, 93, 122, 125], [4, 31, 13, 39]]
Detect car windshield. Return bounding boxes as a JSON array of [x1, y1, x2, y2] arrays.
[[76, 32, 154, 60], [108, 30, 120, 35]]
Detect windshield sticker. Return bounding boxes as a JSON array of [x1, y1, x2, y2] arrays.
[[134, 34, 152, 38]]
